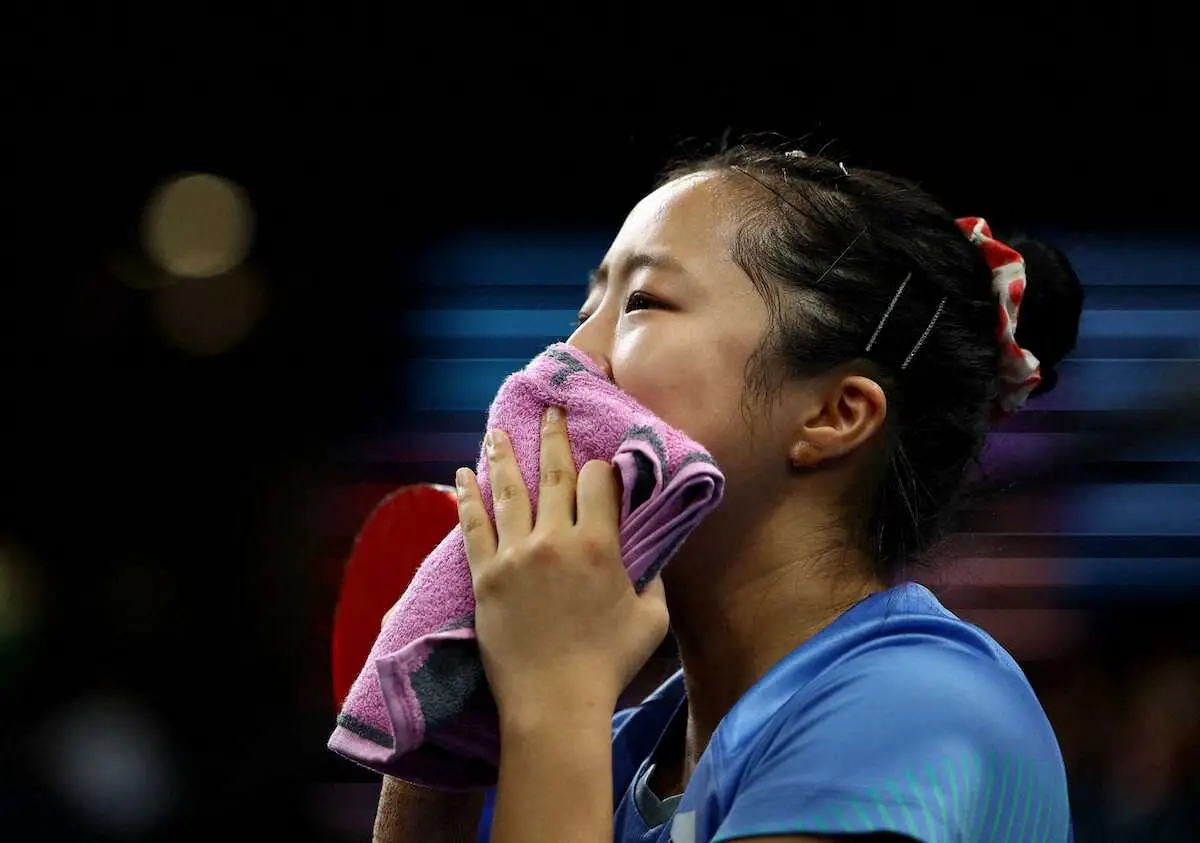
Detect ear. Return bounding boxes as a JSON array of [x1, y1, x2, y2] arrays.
[[789, 375, 888, 469]]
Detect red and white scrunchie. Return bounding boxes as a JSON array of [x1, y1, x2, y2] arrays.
[[956, 217, 1043, 416]]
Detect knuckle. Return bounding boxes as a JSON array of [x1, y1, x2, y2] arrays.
[[472, 568, 503, 599], [460, 510, 490, 536], [525, 533, 562, 563], [539, 467, 570, 488], [577, 529, 615, 560], [497, 546, 523, 566], [493, 482, 524, 505]]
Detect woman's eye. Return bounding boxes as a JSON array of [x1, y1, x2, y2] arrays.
[[573, 292, 659, 329], [624, 291, 657, 313]]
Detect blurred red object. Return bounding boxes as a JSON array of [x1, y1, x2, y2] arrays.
[[331, 484, 459, 708]]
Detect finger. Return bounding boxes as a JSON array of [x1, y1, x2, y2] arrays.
[[485, 428, 532, 548], [575, 459, 620, 533], [381, 602, 398, 630], [455, 468, 497, 577], [534, 406, 577, 530]]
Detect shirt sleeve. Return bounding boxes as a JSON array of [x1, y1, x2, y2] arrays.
[[713, 645, 1072, 843]]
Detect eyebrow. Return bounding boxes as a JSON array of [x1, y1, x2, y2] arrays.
[[586, 251, 687, 295]]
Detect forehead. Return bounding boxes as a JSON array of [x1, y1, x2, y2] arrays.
[[606, 171, 735, 262]]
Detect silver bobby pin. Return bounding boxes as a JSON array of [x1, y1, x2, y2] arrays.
[[864, 273, 912, 353], [785, 149, 808, 159], [901, 296, 949, 370], [838, 161, 849, 176]]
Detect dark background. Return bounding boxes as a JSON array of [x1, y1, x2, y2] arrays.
[[3, 8, 1198, 842]]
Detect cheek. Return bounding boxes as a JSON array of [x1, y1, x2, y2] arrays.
[[610, 332, 752, 460]]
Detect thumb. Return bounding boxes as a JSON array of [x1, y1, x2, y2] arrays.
[[638, 574, 666, 606], [635, 575, 670, 639]]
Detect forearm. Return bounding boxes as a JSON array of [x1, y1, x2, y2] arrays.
[[372, 775, 485, 843], [490, 702, 615, 843]]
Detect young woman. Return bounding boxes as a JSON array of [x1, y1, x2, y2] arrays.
[[375, 143, 1083, 843]]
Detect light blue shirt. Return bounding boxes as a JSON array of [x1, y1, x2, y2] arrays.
[[481, 582, 1072, 842]]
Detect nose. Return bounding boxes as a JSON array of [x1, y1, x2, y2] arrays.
[[566, 319, 615, 382]]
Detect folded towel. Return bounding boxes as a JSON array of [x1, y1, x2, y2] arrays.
[[327, 343, 725, 789]]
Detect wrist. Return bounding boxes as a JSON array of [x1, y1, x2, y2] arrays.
[[491, 690, 615, 843], [498, 684, 616, 741]]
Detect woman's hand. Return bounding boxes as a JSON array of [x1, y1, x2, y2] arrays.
[[455, 406, 670, 728]]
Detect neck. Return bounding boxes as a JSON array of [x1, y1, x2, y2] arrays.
[[661, 497, 884, 774]]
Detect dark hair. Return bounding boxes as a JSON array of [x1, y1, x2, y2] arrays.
[[660, 144, 1085, 579]]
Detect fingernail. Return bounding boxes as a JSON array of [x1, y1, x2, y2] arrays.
[[544, 405, 562, 424], [455, 468, 469, 497], [485, 429, 506, 457]]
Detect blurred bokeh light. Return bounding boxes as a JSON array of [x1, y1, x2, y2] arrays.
[[141, 174, 253, 281], [36, 692, 179, 839]]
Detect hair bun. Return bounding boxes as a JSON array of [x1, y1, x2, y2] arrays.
[[1004, 234, 1085, 398]]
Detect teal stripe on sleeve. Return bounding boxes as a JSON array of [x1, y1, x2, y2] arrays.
[[926, 761, 950, 840], [886, 779, 923, 839], [974, 752, 997, 841], [867, 783, 900, 830], [941, 754, 965, 831], [1028, 786, 1048, 843], [906, 769, 938, 842], [1000, 755, 1025, 842], [986, 754, 1012, 842]]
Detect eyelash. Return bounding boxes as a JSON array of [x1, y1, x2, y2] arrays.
[[575, 291, 658, 327]]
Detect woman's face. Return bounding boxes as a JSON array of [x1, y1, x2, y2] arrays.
[[568, 172, 784, 480]]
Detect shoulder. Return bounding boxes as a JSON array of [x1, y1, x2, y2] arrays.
[[668, 586, 1075, 842], [726, 586, 1054, 765], [821, 629, 1039, 711], [700, 643, 1070, 840], [704, 609, 1071, 841], [767, 617, 1059, 765]]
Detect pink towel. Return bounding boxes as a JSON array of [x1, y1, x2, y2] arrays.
[[327, 343, 725, 789]]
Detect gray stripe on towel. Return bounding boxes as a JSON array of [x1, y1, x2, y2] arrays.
[[621, 425, 669, 476], [545, 349, 592, 386], [336, 712, 395, 749], [408, 639, 487, 734]]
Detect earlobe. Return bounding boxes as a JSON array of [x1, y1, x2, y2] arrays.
[[789, 439, 822, 470]]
